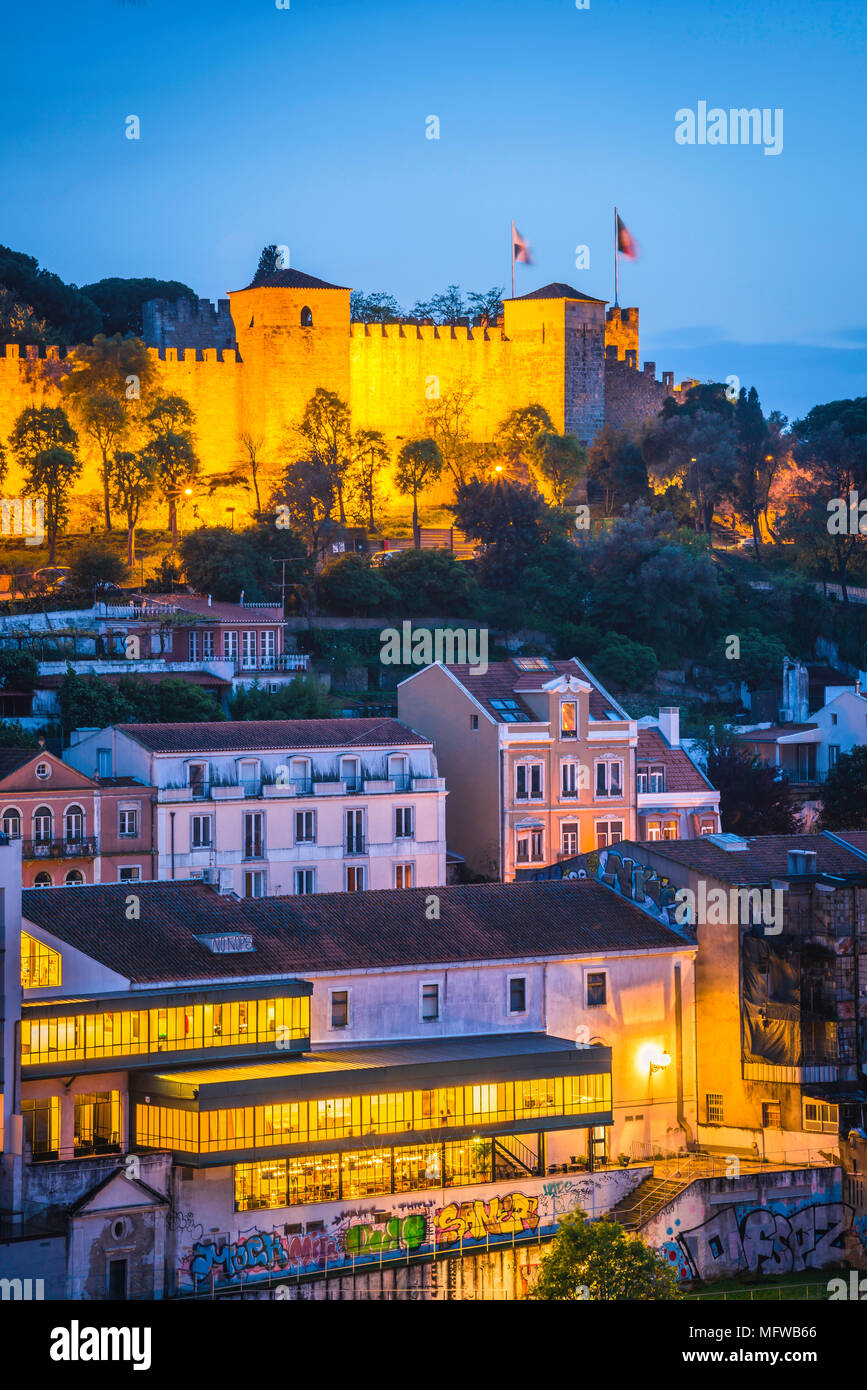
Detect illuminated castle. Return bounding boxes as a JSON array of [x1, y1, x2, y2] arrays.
[[0, 268, 688, 520]]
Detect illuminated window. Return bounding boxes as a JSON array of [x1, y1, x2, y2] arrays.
[[341, 1149, 390, 1199], [560, 701, 578, 739], [22, 1096, 59, 1158], [662, 820, 678, 841], [21, 932, 61, 988], [74, 1091, 121, 1155], [646, 822, 661, 841], [394, 863, 413, 888], [235, 1160, 287, 1211]]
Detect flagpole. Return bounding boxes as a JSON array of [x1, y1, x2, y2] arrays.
[[510, 220, 515, 299], [614, 206, 619, 307]]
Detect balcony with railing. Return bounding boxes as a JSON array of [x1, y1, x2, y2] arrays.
[[234, 653, 309, 675], [24, 837, 98, 859]]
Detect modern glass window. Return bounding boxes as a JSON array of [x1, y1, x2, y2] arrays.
[[489, 698, 532, 723], [2, 807, 21, 839], [395, 806, 413, 839], [20, 931, 61, 988], [141, 1072, 612, 1162], [74, 1091, 121, 1156], [223, 631, 238, 661], [394, 863, 413, 888], [561, 822, 578, 856], [509, 977, 527, 1013], [420, 982, 439, 1022], [595, 761, 623, 798], [243, 812, 264, 859], [560, 701, 578, 738], [346, 864, 365, 892], [295, 868, 315, 895], [295, 810, 315, 843], [515, 763, 543, 800], [330, 990, 349, 1028], [22, 1096, 59, 1158], [595, 820, 623, 848], [244, 870, 266, 898], [23, 996, 308, 1067], [191, 814, 212, 848], [119, 808, 138, 837]]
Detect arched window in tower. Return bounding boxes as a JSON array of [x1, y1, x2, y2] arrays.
[[300, 306, 313, 327]]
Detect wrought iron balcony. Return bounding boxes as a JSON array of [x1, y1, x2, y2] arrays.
[[24, 837, 98, 859]]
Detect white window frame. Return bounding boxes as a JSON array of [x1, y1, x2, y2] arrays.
[[507, 974, 528, 1016], [241, 630, 257, 669], [244, 869, 266, 899], [261, 630, 276, 668], [118, 807, 138, 838], [295, 809, 316, 844], [560, 821, 579, 856], [594, 759, 623, 799], [328, 987, 350, 1031], [345, 863, 366, 892], [223, 631, 239, 661], [191, 814, 213, 849], [201, 630, 214, 659], [515, 760, 544, 801], [2, 806, 21, 839], [243, 810, 264, 859], [188, 631, 199, 660], [560, 700, 578, 739], [35, 762, 51, 780], [419, 980, 440, 1023], [394, 862, 414, 888], [395, 806, 414, 840], [584, 967, 608, 1009], [561, 760, 580, 799], [595, 819, 624, 848], [118, 865, 141, 883]]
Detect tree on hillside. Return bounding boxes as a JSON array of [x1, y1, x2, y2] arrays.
[[780, 417, 867, 601], [349, 429, 390, 531], [111, 448, 157, 566], [384, 547, 476, 615], [0, 286, 51, 347], [466, 287, 505, 325], [237, 430, 267, 520], [532, 431, 587, 505], [451, 476, 553, 589], [410, 285, 466, 323], [494, 404, 555, 481], [118, 675, 226, 723], [817, 746, 867, 830], [9, 405, 81, 563], [316, 553, 395, 616], [643, 400, 738, 533], [68, 544, 128, 598], [0, 721, 40, 748], [0, 244, 101, 345], [145, 395, 199, 545], [60, 334, 155, 530], [295, 389, 353, 525], [731, 386, 788, 550], [229, 675, 333, 721], [395, 438, 444, 546], [425, 376, 480, 491], [275, 458, 338, 559], [707, 741, 798, 836], [180, 521, 309, 604], [349, 290, 404, 322], [79, 278, 198, 338], [0, 650, 39, 691], [587, 425, 649, 513], [529, 1210, 682, 1301]]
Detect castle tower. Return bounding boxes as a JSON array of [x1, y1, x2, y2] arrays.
[[228, 267, 352, 454], [503, 284, 607, 443]]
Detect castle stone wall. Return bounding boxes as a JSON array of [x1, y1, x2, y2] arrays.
[[143, 297, 235, 352]]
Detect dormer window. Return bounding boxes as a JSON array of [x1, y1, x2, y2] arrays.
[[637, 764, 665, 794], [560, 701, 578, 738], [340, 756, 362, 792], [289, 757, 312, 794], [388, 754, 410, 792]]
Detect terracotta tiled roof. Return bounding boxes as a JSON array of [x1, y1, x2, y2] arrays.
[[0, 749, 40, 778], [240, 269, 349, 292], [513, 283, 607, 304], [636, 728, 715, 793], [170, 596, 283, 623], [735, 724, 819, 741], [21, 879, 687, 984], [585, 834, 867, 884], [115, 718, 430, 754], [437, 658, 626, 723]]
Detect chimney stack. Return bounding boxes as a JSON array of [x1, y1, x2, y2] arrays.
[[658, 707, 680, 748]]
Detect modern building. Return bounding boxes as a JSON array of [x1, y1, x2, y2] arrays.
[[0, 746, 154, 887], [63, 719, 447, 895], [398, 657, 717, 881]]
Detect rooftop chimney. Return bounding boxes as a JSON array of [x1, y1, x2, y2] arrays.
[[207, 594, 212, 607], [658, 707, 680, 747]]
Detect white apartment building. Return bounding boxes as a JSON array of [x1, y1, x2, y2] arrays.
[[63, 719, 447, 896]]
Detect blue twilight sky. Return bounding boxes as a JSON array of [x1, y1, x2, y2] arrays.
[[2, 0, 865, 421]]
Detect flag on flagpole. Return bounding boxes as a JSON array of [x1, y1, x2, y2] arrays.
[[616, 214, 639, 260], [513, 225, 533, 265]]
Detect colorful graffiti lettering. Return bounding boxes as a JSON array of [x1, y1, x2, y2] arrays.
[[435, 1193, 539, 1246], [344, 1214, 426, 1256], [664, 1201, 854, 1282], [189, 1228, 338, 1283], [598, 849, 679, 927]]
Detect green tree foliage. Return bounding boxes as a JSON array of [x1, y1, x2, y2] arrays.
[[294, 389, 353, 525], [395, 438, 444, 545], [494, 404, 555, 480], [229, 676, 333, 721], [0, 650, 39, 690], [0, 244, 101, 345], [9, 405, 82, 561], [452, 476, 555, 590], [79, 279, 197, 338], [465, 287, 504, 324], [348, 429, 390, 531], [57, 666, 224, 735], [532, 431, 587, 505], [817, 746, 867, 830], [591, 632, 659, 691], [643, 388, 738, 533], [251, 246, 282, 284], [0, 720, 40, 748], [349, 290, 404, 322], [731, 386, 787, 549], [68, 544, 128, 596], [720, 627, 788, 690], [383, 548, 476, 615], [424, 377, 481, 491], [145, 395, 199, 545], [587, 425, 649, 513], [529, 1210, 683, 1301], [111, 448, 157, 566], [275, 459, 338, 558], [180, 520, 310, 604], [60, 334, 155, 530], [0, 286, 50, 347], [707, 740, 798, 835], [780, 412, 867, 600], [410, 285, 466, 323], [316, 554, 395, 615]]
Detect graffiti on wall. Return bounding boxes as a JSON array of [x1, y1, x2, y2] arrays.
[[659, 1200, 854, 1282], [344, 1214, 426, 1256], [188, 1228, 339, 1284], [598, 848, 680, 928], [436, 1193, 539, 1245]]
